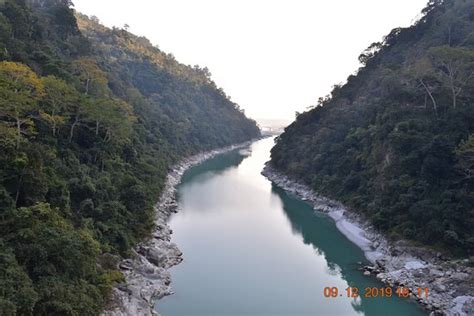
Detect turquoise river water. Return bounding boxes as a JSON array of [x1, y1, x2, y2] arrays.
[[156, 137, 426, 316]]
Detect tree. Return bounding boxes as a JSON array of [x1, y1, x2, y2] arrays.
[[40, 76, 77, 137], [69, 97, 135, 145], [0, 245, 38, 315], [67, 95, 90, 143], [0, 13, 12, 60], [359, 42, 383, 65], [0, 62, 44, 149], [0, 202, 104, 314], [92, 98, 136, 144], [455, 134, 474, 182], [70, 58, 109, 97], [406, 57, 440, 116], [0, 2, 260, 314], [428, 46, 474, 108], [67, 59, 111, 142]]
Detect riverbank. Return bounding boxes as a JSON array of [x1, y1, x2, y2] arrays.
[[262, 163, 473, 316], [102, 141, 254, 316]]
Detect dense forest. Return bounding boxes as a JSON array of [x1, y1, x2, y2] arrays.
[[271, 0, 473, 257], [0, 0, 259, 314]]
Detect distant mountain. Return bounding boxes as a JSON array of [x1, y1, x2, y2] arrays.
[[0, 0, 259, 314], [270, 0, 473, 256]]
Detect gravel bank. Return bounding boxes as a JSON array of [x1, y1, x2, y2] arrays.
[[103, 141, 253, 316], [262, 163, 473, 316]]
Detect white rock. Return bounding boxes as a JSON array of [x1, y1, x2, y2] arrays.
[[104, 140, 254, 316], [262, 164, 473, 316]]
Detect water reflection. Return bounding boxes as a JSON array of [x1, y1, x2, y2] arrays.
[[158, 138, 426, 316], [180, 150, 246, 184], [272, 184, 424, 315]]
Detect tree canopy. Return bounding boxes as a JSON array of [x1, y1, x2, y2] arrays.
[[0, 0, 259, 314], [271, 0, 474, 257]]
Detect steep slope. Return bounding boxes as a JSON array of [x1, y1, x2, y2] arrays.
[[76, 14, 259, 153], [270, 0, 474, 256], [0, 0, 259, 314]]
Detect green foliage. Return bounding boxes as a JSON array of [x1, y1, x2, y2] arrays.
[[0, 245, 37, 315], [271, 0, 474, 256], [40, 75, 77, 136], [76, 13, 259, 153], [0, 61, 44, 148], [0, 0, 259, 314], [455, 134, 474, 181]]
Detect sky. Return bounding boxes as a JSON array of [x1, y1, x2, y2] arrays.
[[73, 0, 428, 125]]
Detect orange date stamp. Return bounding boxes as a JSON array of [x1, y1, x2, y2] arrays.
[[323, 286, 429, 299]]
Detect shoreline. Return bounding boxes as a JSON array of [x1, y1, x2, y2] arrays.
[[102, 140, 254, 316], [262, 163, 473, 316]]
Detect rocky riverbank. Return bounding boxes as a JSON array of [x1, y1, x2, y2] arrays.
[[262, 163, 473, 316], [103, 141, 253, 316]]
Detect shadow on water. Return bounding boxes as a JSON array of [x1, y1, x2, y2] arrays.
[[271, 184, 427, 316], [180, 149, 248, 184]]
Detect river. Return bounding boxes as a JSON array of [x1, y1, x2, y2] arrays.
[[156, 137, 426, 316]]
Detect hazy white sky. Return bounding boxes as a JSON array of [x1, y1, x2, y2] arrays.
[[73, 0, 428, 123]]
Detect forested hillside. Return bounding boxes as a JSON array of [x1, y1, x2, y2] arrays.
[[0, 0, 259, 314], [271, 0, 473, 256]]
